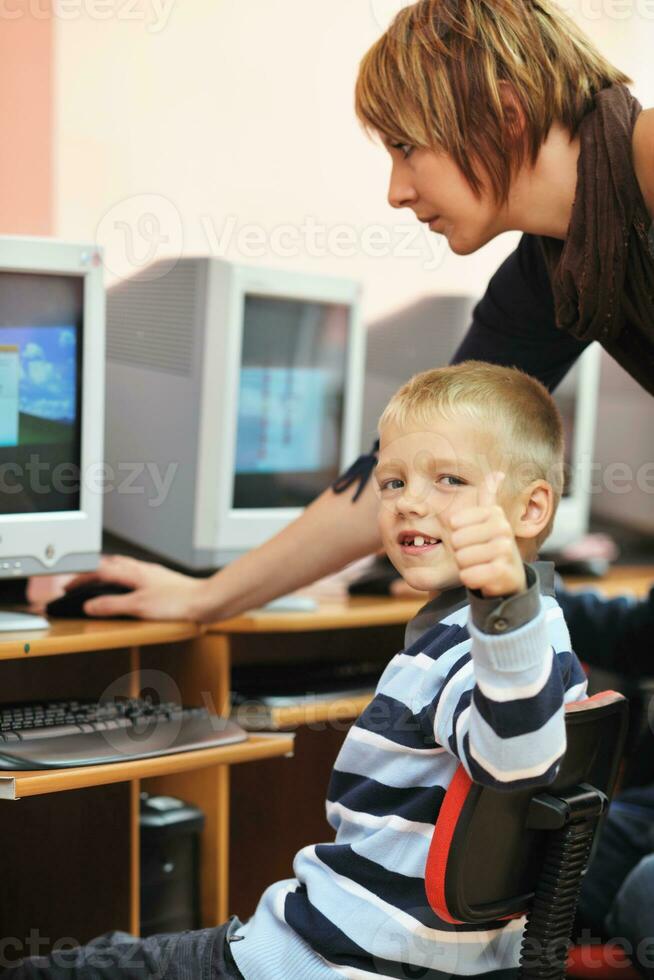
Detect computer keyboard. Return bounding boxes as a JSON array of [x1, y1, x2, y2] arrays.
[[0, 697, 247, 770]]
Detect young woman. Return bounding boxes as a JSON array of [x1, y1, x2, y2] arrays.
[[67, 0, 654, 626]]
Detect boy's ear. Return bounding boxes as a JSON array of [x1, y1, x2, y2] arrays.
[[510, 480, 554, 544]]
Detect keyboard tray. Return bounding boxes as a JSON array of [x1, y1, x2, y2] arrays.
[[0, 714, 247, 771]]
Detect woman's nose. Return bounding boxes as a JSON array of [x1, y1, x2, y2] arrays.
[[388, 162, 417, 210]]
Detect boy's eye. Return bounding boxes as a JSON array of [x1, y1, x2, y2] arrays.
[[380, 478, 404, 491], [439, 475, 465, 487]]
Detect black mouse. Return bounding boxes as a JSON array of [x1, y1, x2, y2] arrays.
[[46, 582, 134, 619]]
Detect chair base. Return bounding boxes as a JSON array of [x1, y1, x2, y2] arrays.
[[519, 786, 607, 979]]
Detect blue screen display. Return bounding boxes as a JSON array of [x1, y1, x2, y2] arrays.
[[0, 326, 77, 449], [233, 294, 349, 509], [0, 272, 83, 515], [236, 367, 332, 474]]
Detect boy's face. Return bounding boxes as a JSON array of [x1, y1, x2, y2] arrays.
[[376, 414, 523, 594]]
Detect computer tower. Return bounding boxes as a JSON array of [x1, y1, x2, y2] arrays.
[[140, 793, 205, 937]]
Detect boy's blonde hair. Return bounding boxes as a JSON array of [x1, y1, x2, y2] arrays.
[[355, 0, 631, 204], [378, 361, 564, 548]]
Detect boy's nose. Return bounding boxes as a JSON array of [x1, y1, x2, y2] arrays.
[[395, 487, 430, 517]]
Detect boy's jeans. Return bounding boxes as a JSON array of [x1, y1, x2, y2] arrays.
[[577, 784, 654, 979], [1, 919, 245, 980]]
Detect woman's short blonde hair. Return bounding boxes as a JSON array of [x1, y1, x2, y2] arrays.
[[378, 361, 565, 547], [355, 0, 631, 203]]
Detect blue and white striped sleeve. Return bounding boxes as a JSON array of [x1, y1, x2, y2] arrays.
[[432, 593, 588, 792]]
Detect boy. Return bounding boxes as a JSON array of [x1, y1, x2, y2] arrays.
[[4, 362, 587, 979]]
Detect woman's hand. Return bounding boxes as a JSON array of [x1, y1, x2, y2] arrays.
[[64, 555, 214, 622]]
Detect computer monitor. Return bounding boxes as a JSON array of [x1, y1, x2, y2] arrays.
[[104, 258, 364, 569], [0, 236, 105, 626], [361, 295, 601, 554]]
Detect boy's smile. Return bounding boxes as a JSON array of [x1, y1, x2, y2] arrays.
[[376, 416, 512, 594], [397, 531, 442, 556]]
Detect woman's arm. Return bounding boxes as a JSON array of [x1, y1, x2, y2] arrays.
[[71, 471, 383, 622]]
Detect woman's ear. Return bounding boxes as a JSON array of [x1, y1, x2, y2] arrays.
[[511, 480, 554, 545], [498, 80, 527, 146]]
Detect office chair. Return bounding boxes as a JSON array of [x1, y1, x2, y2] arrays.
[[424, 691, 639, 979]]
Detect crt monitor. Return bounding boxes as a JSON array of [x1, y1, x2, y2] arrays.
[[0, 236, 105, 627], [361, 295, 601, 554], [104, 258, 364, 569]]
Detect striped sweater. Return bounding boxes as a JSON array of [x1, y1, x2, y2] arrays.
[[230, 563, 588, 980]]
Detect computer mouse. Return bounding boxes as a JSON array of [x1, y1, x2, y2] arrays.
[[46, 582, 134, 619]]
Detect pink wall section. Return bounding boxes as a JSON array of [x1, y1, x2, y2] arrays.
[[0, 5, 53, 235]]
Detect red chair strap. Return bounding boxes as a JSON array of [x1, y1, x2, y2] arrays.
[[424, 765, 472, 924]]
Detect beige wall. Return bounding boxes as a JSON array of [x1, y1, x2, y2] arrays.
[[0, 3, 53, 234], [52, 0, 520, 322]]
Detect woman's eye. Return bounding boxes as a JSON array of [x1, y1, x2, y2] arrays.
[[391, 142, 413, 160]]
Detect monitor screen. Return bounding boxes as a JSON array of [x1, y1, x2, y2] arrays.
[[233, 294, 350, 509], [0, 272, 84, 516]]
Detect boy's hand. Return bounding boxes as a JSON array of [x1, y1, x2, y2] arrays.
[[447, 472, 527, 598]]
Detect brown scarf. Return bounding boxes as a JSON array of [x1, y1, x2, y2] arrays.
[[540, 84, 654, 393]]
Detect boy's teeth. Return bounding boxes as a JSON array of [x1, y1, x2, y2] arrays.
[[414, 536, 425, 547]]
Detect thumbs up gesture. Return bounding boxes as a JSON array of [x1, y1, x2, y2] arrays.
[[447, 472, 527, 598]]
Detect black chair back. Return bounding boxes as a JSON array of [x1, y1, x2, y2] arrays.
[[426, 691, 629, 927]]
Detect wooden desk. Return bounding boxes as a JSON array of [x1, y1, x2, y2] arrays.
[[561, 565, 652, 598], [215, 564, 653, 635], [2, 565, 650, 943], [215, 594, 428, 633], [0, 619, 293, 955]]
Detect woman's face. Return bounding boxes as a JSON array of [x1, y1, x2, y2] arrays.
[[385, 141, 505, 255]]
